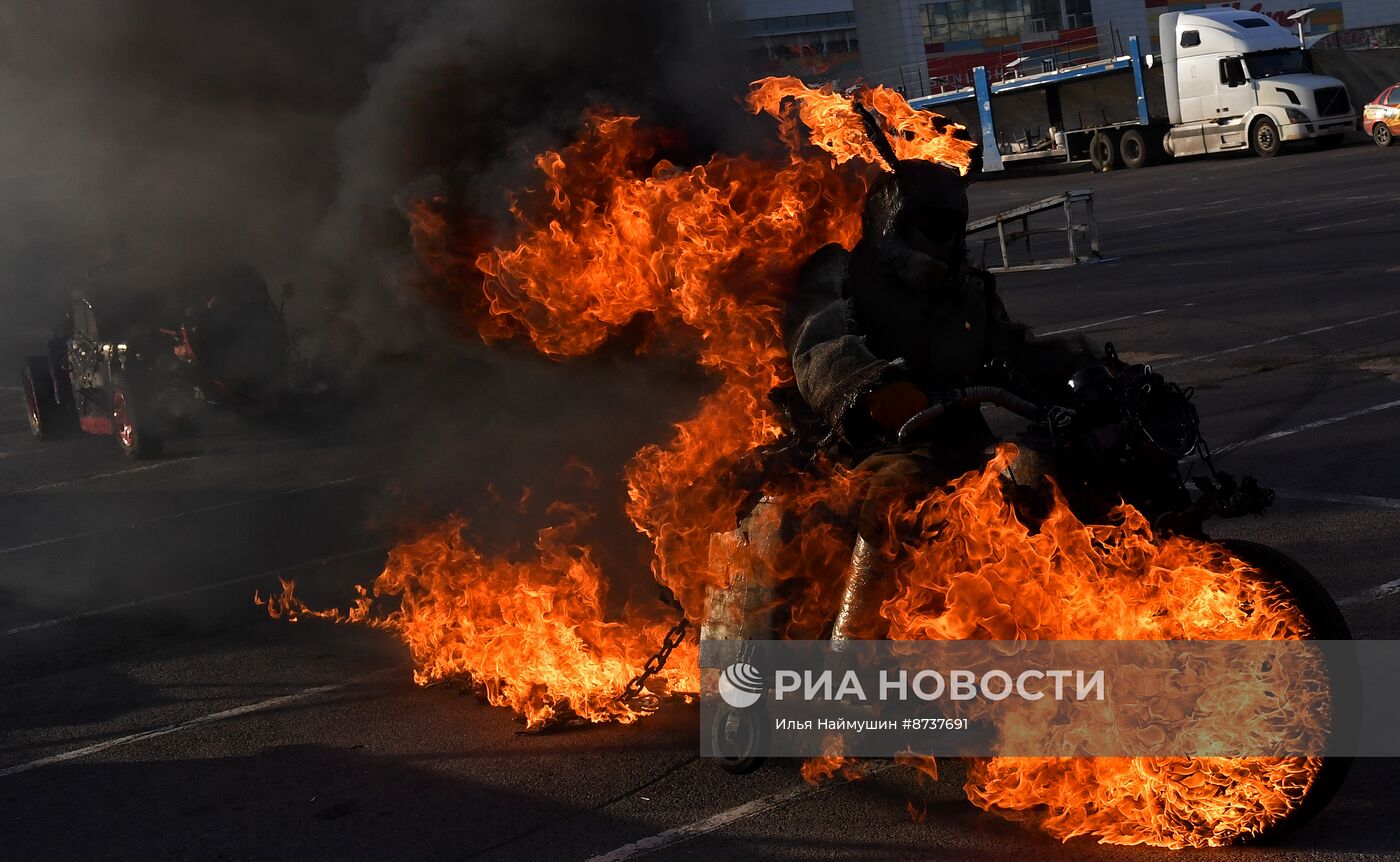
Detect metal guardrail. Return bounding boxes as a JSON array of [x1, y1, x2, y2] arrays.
[[967, 189, 1100, 272]]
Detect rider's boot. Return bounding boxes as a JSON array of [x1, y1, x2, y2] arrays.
[[830, 535, 886, 653]]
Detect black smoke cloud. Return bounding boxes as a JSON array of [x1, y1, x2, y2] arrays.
[[0, 1, 426, 321], [314, 0, 758, 360]]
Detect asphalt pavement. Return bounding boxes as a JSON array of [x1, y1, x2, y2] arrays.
[[3, 139, 1399, 861]]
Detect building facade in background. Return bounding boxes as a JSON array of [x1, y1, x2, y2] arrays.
[[725, 1, 866, 83], [719, 0, 1397, 96]]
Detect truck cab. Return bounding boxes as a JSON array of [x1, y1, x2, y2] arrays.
[[1160, 9, 1356, 157]]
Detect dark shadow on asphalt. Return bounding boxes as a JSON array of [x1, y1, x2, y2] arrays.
[[0, 743, 644, 861]]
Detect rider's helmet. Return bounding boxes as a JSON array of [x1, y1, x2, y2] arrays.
[[860, 160, 969, 288]]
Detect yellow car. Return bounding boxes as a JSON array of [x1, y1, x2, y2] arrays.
[[1364, 83, 1400, 147]]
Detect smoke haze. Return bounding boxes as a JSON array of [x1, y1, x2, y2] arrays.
[[0, 1, 754, 345], [0, 2, 427, 318], [0, 1, 761, 577]]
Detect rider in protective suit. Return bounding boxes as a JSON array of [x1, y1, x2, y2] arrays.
[[784, 160, 1094, 646]]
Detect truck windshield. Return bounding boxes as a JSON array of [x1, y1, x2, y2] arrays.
[[1243, 50, 1305, 79]]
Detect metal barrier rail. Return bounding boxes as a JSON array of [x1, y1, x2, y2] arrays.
[[967, 189, 1100, 272]]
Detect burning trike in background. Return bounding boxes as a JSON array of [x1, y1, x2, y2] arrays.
[[20, 265, 333, 458], [701, 348, 1353, 847]]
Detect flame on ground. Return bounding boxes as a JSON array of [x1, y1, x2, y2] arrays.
[[264, 76, 1324, 848], [801, 735, 868, 784], [259, 510, 698, 729]]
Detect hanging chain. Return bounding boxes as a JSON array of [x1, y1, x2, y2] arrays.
[[618, 615, 691, 712]]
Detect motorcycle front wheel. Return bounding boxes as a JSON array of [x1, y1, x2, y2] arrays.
[[1217, 538, 1354, 843]]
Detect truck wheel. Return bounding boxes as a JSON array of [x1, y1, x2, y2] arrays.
[[1088, 132, 1118, 171], [21, 356, 65, 440], [110, 373, 164, 459], [1118, 129, 1149, 169], [1250, 117, 1282, 158], [1375, 124, 1394, 147]]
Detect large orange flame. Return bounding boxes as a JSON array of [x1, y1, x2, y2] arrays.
[[265, 77, 1320, 848], [880, 445, 1322, 848], [748, 77, 977, 172], [260, 510, 699, 727]]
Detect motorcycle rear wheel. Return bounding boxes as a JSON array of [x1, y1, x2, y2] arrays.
[[708, 702, 768, 775]]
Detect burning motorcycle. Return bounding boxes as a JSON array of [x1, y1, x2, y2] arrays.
[[701, 346, 1352, 847], [258, 76, 1352, 849]]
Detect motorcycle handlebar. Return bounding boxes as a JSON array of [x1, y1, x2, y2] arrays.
[[896, 386, 1044, 445]]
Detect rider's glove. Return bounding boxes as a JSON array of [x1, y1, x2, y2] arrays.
[[1043, 405, 1077, 447]]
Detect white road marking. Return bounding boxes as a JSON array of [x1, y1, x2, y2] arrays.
[[13, 458, 193, 493], [1202, 206, 1263, 218], [1217, 398, 1400, 454], [586, 765, 892, 862], [584, 786, 812, 861], [1297, 214, 1393, 233], [1275, 489, 1400, 511], [0, 474, 364, 556], [1274, 489, 1400, 610], [1039, 308, 1165, 337], [0, 675, 391, 779], [2, 544, 385, 637], [0, 448, 54, 460], [1340, 578, 1400, 609], [1164, 308, 1400, 367], [1269, 492, 1400, 610]]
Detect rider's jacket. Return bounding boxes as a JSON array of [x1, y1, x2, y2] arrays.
[[784, 229, 1093, 452]]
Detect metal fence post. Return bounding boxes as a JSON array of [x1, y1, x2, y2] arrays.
[[973, 66, 1003, 172], [1064, 198, 1077, 263]]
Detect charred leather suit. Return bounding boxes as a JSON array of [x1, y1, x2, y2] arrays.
[[784, 161, 1093, 645]]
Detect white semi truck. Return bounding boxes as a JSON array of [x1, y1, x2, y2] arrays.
[[1159, 9, 1356, 158], [910, 8, 1359, 171]]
